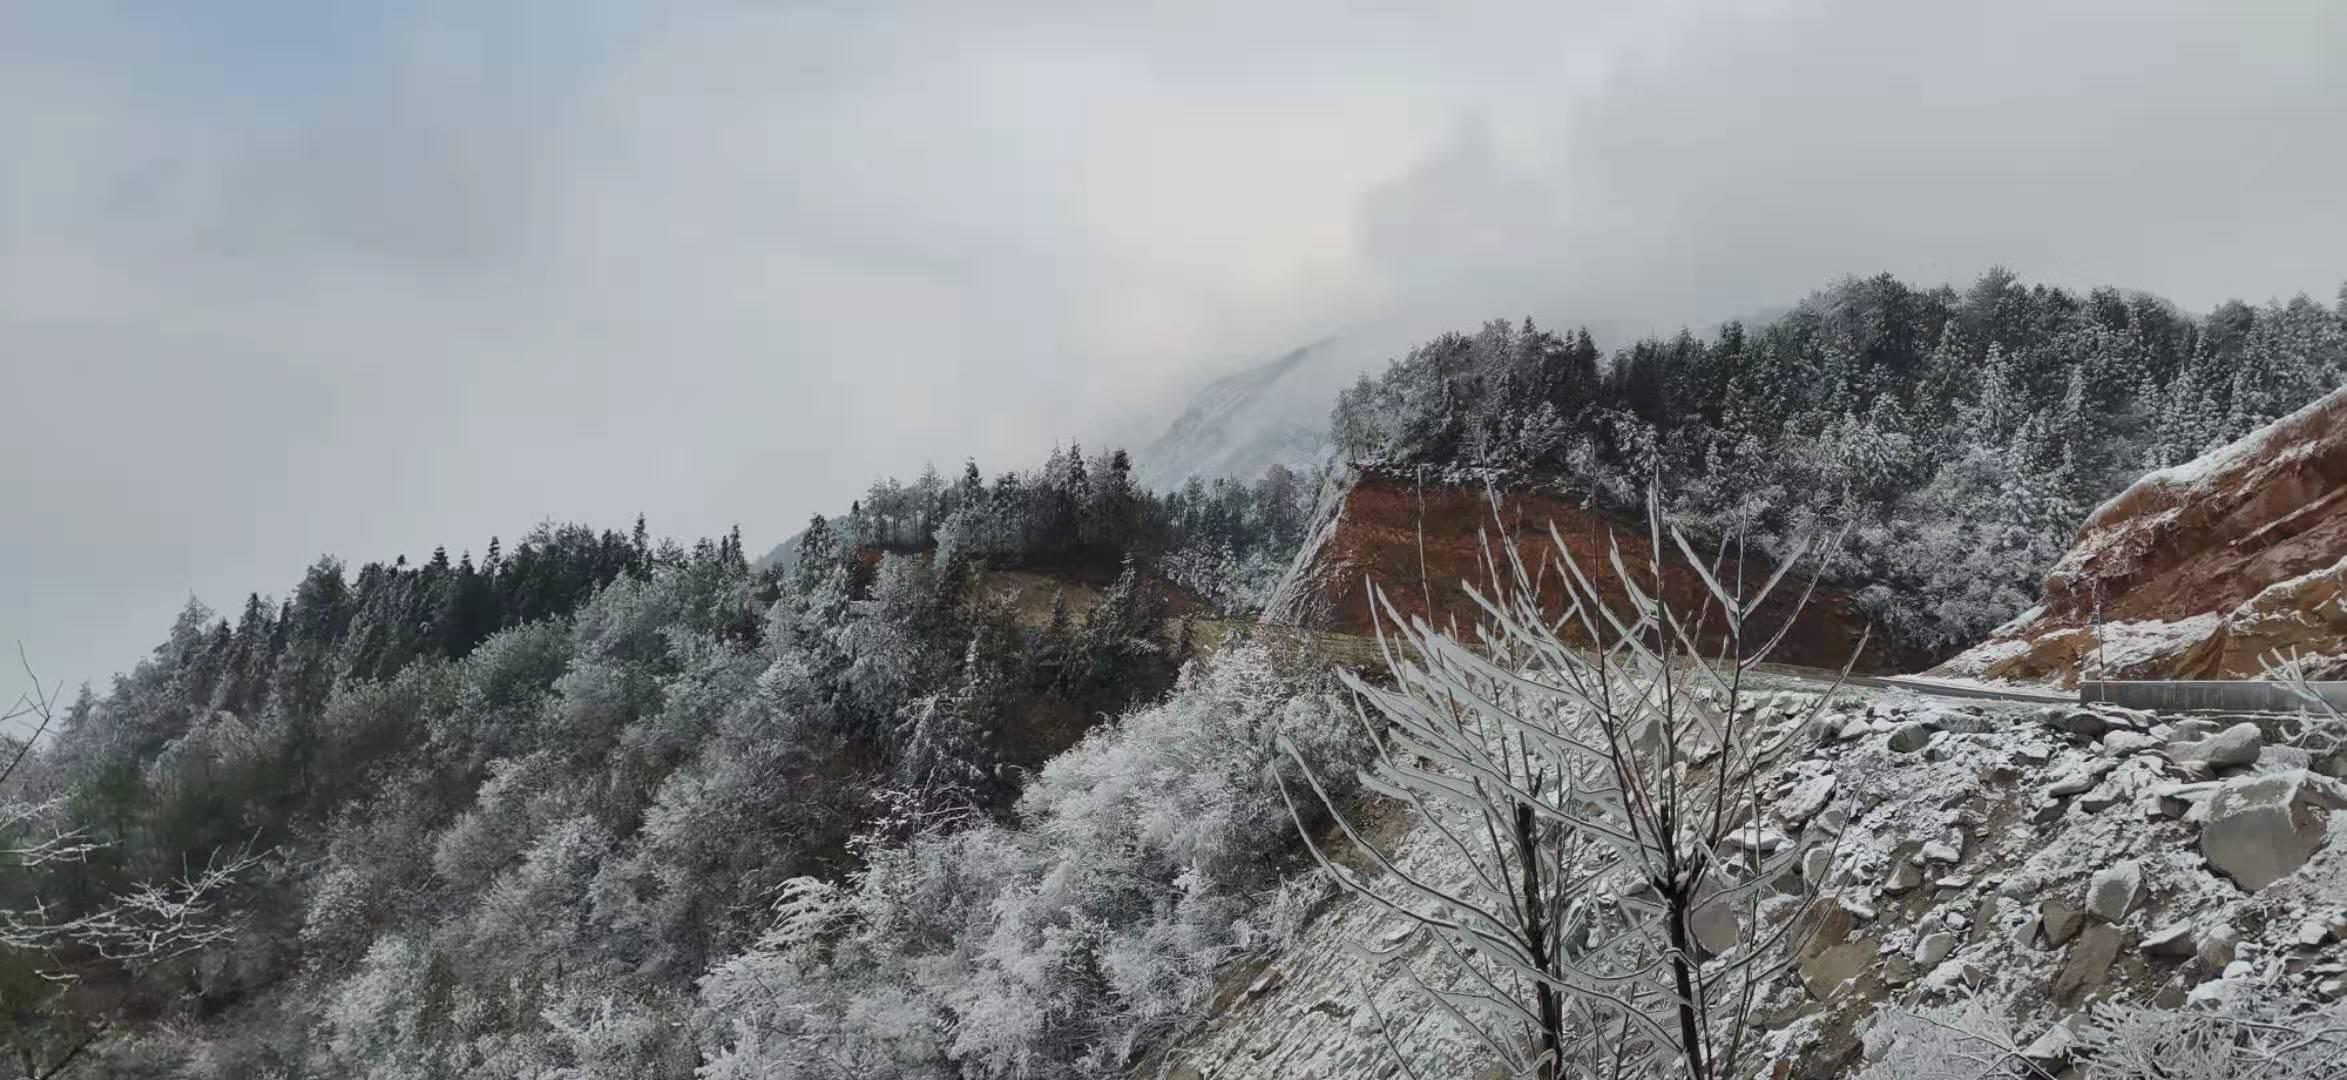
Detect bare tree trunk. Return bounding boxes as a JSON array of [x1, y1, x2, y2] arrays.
[[1275, 493, 1851, 1080], [1514, 802, 1562, 1080], [1664, 882, 1709, 1080]]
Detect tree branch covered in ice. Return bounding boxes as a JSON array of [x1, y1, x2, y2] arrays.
[[1, 653, 268, 1079], [1277, 490, 1856, 1079]]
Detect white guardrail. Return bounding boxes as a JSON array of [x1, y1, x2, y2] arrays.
[[2080, 680, 2347, 713]]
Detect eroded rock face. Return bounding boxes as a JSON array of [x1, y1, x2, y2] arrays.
[[1260, 466, 1915, 671], [2201, 771, 2347, 891], [1935, 387, 2347, 687]]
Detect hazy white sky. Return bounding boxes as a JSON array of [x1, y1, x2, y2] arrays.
[[4, 0, 2343, 709]]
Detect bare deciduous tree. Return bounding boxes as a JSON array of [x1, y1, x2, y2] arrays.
[[1277, 494, 1855, 1079], [1, 651, 266, 1080]]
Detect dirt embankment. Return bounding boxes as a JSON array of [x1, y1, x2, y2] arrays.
[[1264, 467, 1914, 674], [1939, 386, 2347, 686]]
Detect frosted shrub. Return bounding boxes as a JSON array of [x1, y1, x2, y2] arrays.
[[1857, 989, 2347, 1080], [2072, 991, 2347, 1080], [695, 642, 1368, 1079], [1852, 1001, 2028, 1080], [1277, 496, 1850, 1080]]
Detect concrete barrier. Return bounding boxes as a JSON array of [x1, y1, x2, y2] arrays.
[[2080, 680, 2347, 713]]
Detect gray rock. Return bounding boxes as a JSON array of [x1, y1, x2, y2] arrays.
[[1777, 773, 1837, 824], [2101, 730, 2164, 757], [2080, 785, 2127, 813], [1689, 879, 1741, 957], [2021, 1014, 2087, 1066], [2053, 924, 2124, 997], [2169, 718, 2224, 740], [2153, 976, 2190, 1009], [1884, 859, 1924, 893], [2037, 706, 2109, 738], [1802, 846, 1833, 885], [2048, 761, 2117, 797], [2198, 925, 2239, 968], [1836, 717, 1871, 741], [2298, 919, 2333, 948], [1920, 837, 1963, 864], [2155, 781, 2221, 819], [1914, 931, 1957, 968], [2039, 900, 2083, 947], [2141, 923, 2195, 957], [1968, 894, 2002, 948], [2171, 722, 2264, 768], [2264, 745, 2316, 771], [1800, 941, 1873, 1000], [2201, 771, 2347, 891], [2086, 860, 2144, 923], [1888, 722, 1937, 754]]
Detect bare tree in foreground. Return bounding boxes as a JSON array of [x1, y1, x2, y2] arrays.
[[1, 653, 265, 1080], [1276, 496, 1857, 1080]]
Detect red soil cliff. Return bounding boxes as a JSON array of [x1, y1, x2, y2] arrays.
[[1263, 467, 1912, 674], [1937, 386, 2347, 686]]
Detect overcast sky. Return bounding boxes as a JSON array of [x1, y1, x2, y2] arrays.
[[4, 0, 2343, 712]]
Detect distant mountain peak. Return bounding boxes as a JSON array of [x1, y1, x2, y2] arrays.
[[1137, 338, 1355, 491]]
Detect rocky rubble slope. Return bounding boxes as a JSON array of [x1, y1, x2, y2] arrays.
[[1262, 466, 1916, 673], [1145, 684, 2347, 1078], [1938, 386, 2347, 687]]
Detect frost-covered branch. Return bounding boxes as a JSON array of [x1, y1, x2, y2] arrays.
[[1, 657, 272, 1078], [1277, 490, 1851, 1079], [0, 841, 267, 967]]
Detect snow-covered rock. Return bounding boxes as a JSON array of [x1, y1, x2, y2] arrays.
[[1913, 931, 1956, 968], [1776, 773, 1837, 825], [2085, 860, 2143, 923], [2141, 922, 2195, 957], [2200, 770, 2347, 891], [2170, 722, 2264, 768]]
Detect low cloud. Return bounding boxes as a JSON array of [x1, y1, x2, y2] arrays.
[[3, 0, 2341, 706]]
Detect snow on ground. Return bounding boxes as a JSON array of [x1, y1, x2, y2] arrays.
[[1992, 604, 2047, 638], [1875, 673, 2072, 702], [1934, 636, 2036, 678], [2079, 614, 2223, 678], [1150, 683, 2347, 1079]]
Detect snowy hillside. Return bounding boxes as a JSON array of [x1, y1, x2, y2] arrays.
[[1149, 681, 2347, 1079], [1135, 339, 1355, 491]]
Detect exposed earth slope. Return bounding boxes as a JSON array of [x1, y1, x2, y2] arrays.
[[1263, 465, 1919, 674], [1939, 387, 2347, 687]]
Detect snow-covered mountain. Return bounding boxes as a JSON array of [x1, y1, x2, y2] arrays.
[[1135, 338, 1357, 491], [1133, 315, 1756, 494]]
